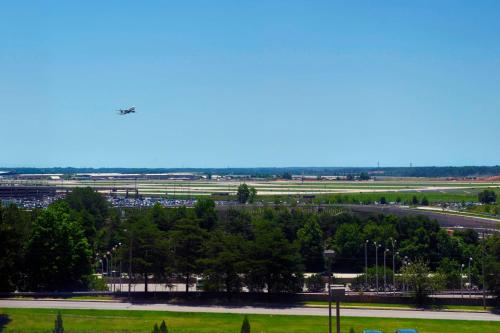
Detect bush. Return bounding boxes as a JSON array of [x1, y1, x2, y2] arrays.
[[241, 315, 250, 333], [160, 320, 168, 333], [86, 274, 108, 291], [53, 312, 64, 333]]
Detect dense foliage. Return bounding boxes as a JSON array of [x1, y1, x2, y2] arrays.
[[1, 188, 499, 298]]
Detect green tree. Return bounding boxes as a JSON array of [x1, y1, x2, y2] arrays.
[[379, 197, 387, 204], [248, 187, 257, 203], [245, 220, 304, 292], [333, 223, 363, 270], [436, 258, 461, 290], [484, 235, 500, 299], [194, 198, 217, 230], [297, 217, 324, 272], [411, 195, 419, 205], [401, 259, 445, 306], [478, 190, 496, 204], [0, 204, 31, 291], [282, 172, 292, 180], [237, 184, 250, 203], [159, 320, 168, 333], [53, 312, 64, 333], [241, 316, 250, 333], [26, 202, 92, 291], [152, 323, 159, 333], [122, 212, 170, 293], [199, 231, 247, 292], [65, 187, 109, 246], [169, 218, 207, 292], [359, 172, 370, 180], [421, 197, 429, 206]]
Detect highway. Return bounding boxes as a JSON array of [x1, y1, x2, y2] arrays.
[[0, 299, 499, 321]]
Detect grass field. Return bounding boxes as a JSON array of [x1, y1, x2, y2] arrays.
[[0, 308, 498, 333]]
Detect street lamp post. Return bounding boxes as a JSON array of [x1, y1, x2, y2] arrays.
[[374, 242, 381, 294], [460, 264, 465, 299], [324, 249, 336, 333], [402, 256, 408, 293], [124, 228, 133, 300], [469, 257, 473, 298], [390, 238, 397, 293], [384, 248, 389, 294], [364, 240, 369, 288]]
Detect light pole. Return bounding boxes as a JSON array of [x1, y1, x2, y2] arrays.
[[324, 249, 335, 333], [402, 256, 408, 293], [384, 248, 389, 294], [364, 240, 369, 287], [374, 242, 381, 294], [108, 250, 113, 292], [124, 228, 133, 300], [469, 257, 473, 298], [390, 238, 397, 293], [460, 263, 465, 299], [393, 251, 399, 294]]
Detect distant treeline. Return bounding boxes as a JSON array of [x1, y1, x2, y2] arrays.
[[1, 166, 500, 178]]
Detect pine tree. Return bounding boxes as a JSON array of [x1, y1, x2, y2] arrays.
[[241, 315, 250, 333], [53, 312, 64, 333], [159, 320, 168, 333], [152, 323, 159, 333], [349, 328, 355, 333]]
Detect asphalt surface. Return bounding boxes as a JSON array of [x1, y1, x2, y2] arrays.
[[0, 299, 499, 321]]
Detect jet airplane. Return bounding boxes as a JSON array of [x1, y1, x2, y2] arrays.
[[117, 107, 136, 115]]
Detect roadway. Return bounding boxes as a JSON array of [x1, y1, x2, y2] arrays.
[[0, 299, 499, 321], [339, 204, 500, 232]]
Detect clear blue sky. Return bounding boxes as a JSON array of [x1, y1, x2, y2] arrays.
[[1, 1, 499, 168]]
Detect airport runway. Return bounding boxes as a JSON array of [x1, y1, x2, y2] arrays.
[[0, 299, 499, 321]]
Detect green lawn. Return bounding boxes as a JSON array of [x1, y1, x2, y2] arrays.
[[0, 308, 499, 333]]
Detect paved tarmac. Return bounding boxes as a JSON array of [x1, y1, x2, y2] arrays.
[[0, 299, 499, 321]]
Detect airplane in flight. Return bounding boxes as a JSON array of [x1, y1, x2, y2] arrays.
[[117, 107, 136, 115]]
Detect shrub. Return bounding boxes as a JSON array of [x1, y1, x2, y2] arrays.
[[160, 320, 168, 333], [53, 312, 63, 333], [241, 315, 250, 333]]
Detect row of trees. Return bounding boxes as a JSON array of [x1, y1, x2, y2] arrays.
[[1, 187, 500, 299]]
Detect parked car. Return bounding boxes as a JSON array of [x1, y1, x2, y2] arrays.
[[363, 331, 382, 333], [396, 330, 418, 333]]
